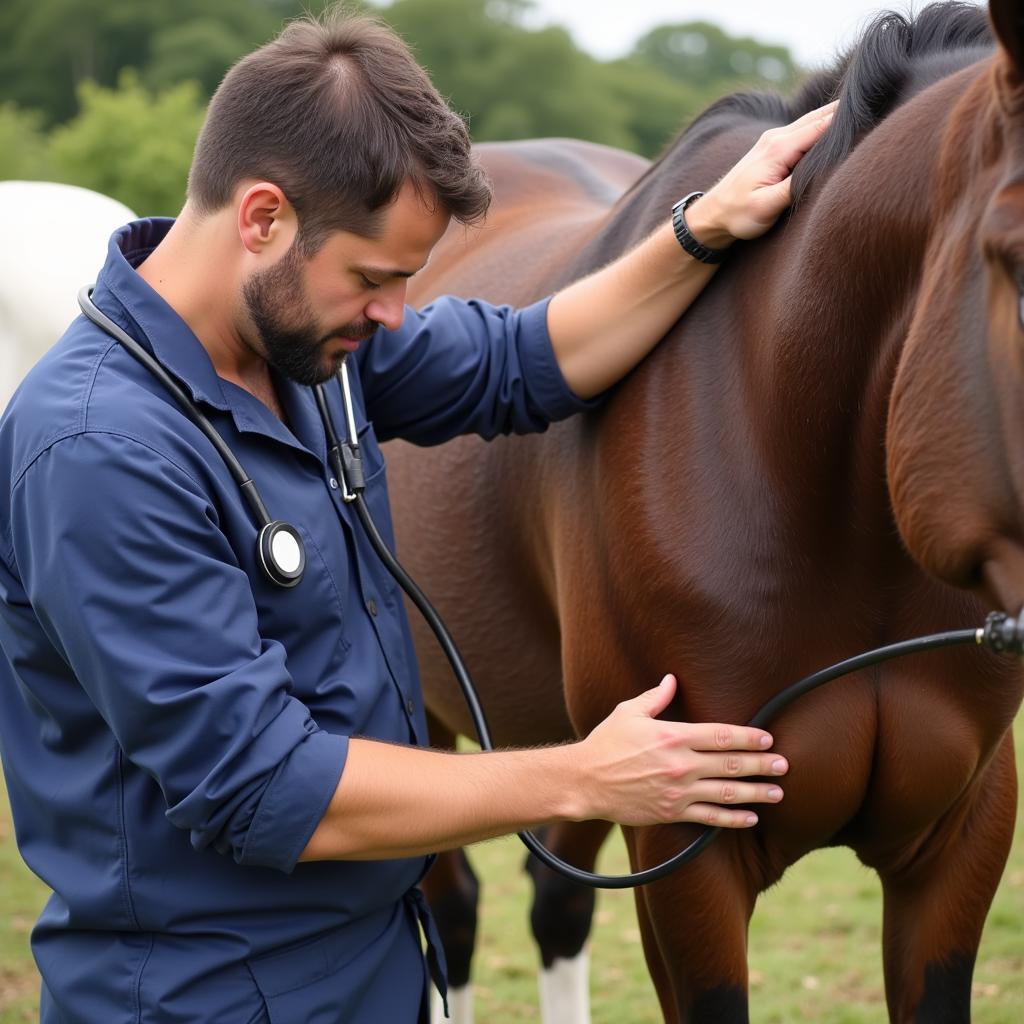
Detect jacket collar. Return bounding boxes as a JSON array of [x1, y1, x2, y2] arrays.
[[90, 218, 326, 460]]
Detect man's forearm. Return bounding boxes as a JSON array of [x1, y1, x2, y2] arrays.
[[299, 738, 581, 861], [546, 197, 731, 399], [298, 675, 788, 863]]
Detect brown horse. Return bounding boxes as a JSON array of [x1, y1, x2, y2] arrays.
[[386, 3, 1024, 1021]]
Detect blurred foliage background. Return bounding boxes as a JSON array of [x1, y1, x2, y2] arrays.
[[0, 0, 800, 215]]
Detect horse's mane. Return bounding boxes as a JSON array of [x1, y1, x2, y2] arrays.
[[664, 2, 993, 202]]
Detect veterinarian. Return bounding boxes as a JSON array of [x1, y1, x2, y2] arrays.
[[0, 9, 832, 1022]]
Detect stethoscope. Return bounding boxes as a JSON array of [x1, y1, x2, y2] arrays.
[[78, 286, 1024, 890]]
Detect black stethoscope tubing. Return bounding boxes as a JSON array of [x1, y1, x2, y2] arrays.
[[78, 287, 306, 587], [77, 285, 1021, 889]]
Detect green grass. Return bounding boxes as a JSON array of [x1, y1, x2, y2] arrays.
[[0, 783, 42, 1024], [2, 721, 1022, 1023]]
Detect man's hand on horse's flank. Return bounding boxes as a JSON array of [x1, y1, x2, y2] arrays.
[[569, 674, 788, 829], [688, 100, 839, 247]]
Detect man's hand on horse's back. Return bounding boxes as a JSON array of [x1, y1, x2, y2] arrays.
[[546, 101, 836, 400], [690, 101, 838, 244], [571, 674, 788, 829]]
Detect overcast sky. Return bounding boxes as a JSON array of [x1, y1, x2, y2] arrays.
[[523, 1, 986, 68]]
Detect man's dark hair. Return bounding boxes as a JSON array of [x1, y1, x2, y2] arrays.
[[187, 7, 491, 253]]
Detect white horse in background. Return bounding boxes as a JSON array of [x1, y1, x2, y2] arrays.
[[0, 181, 135, 412]]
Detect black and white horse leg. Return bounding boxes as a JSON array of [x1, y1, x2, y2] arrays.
[[421, 713, 480, 1023], [424, 847, 480, 1022], [525, 818, 613, 1024]]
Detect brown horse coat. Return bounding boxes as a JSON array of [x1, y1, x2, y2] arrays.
[[386, 5, 1023, 1021]]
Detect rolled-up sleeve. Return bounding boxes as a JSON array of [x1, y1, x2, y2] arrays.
[[357, 296, 602, 445], [10, 431, 345, 873]]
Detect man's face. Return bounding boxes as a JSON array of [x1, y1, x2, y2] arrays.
[[240, 181, 451, 385]]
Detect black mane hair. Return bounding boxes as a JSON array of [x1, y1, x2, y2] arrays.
[[674, 2, 993, 201]]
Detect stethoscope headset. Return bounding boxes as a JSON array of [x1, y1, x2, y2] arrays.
[[78, 286, 1024, 890]]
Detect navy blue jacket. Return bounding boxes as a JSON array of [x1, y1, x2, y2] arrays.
[[0, 220, 595, 1023]]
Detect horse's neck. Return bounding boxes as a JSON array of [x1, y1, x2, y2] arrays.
[[762, 63, 993, 457], [586, 64, 992, 609], [669, 68, 985, 471]]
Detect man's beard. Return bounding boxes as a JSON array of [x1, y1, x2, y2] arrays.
[[241, 244, 376, 386]]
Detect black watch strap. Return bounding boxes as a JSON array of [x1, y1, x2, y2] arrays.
[[671, 191, 728, 265]]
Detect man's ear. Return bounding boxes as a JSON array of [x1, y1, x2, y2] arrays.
[[237, 182, 297, 255], [991, 0, 1024, 80]]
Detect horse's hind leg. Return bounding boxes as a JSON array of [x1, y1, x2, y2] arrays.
[[422, 716, 480, 1023], [525, 818, 614, 1024], [875, 739, 1017, 1024], [424, 847, 479, 1022], [626, 825, 755, 1024]]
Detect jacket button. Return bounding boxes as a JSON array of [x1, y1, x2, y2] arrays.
[[329, 477, 338, 489], [405, 697, 415, 715], [366, 598, 378, 617]]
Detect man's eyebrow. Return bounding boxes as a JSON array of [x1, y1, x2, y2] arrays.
[[353, 263, 426, 280]]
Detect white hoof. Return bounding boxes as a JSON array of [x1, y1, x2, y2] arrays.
[[539, 949, 591, 1024], [432, 983, 473, 1023]]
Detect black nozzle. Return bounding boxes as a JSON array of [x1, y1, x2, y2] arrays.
[[981, 611, 1024, 654]]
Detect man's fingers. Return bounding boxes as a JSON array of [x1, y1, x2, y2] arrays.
[[680, 804, 761, 829], [688, 780, 784, 806], [684, 722, 776, 752], [782, 99, 839, 131], [691, 751, 788, 779], [771, 112, 834, 168], [759, 175, 793, 211], [632, 673, 677, 717], [761, 101, 836, 149], [759, 105, 835, 175]]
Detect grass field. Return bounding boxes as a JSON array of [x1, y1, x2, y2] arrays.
[[2, 720, 1022, 1023]]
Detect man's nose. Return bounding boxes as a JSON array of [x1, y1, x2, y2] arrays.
[[367, 284, 407, 333]]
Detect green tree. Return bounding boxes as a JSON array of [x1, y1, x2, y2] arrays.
[[0, 0, 298, 125], [381, 0, 516, 128], [597, 60, 705, 158], [48, 73, 205, 215], [475, 26, 633, 147], [631, 21, 799, 92], [144, 19, 253, 96], [380, 0, 682, 153], [0, 104, 54, 180], [0, 0, 803, 193]]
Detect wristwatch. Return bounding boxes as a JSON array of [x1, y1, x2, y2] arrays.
[[671, 191, 728, 265]]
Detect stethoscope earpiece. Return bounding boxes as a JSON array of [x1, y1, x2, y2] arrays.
[[257, 521, 306, 588]]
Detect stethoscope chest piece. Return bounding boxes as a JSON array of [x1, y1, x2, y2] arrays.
[[257, 521, 306, 588]]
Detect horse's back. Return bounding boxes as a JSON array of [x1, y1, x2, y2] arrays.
[[410, 138, 648, 306]]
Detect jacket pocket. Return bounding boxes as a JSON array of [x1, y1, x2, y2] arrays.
[[245, 905, 402, 1024]]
